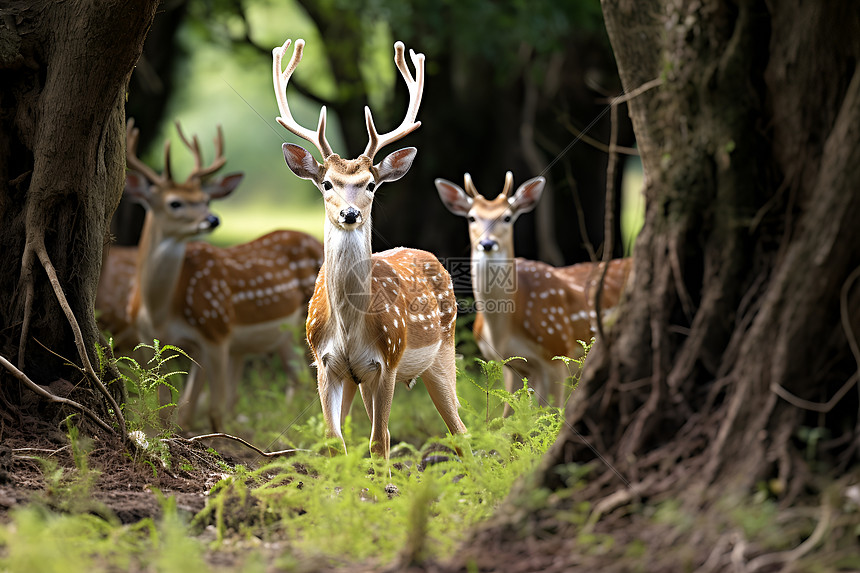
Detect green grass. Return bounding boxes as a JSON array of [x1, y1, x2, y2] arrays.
[[0, 327, 583, 571]]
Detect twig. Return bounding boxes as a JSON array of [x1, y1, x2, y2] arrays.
[[558, 116, 639, 156], [12, 446, 70, 455], [564, 163, 597, 261], [183, 432, 310, 458], [0, 354, 114, 434], [598, 77, 664, 106], [594, 101, 620, 342]]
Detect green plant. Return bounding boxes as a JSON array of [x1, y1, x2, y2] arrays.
[[115, 339, 190, 435], [553, 337, 594, 397]]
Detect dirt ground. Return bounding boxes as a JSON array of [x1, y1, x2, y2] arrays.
[[0, 421, 248, 526]]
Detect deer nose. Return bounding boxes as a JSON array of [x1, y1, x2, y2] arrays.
[[340, 207, 362, 225], [478, 239, 498, 252], [206, 215, 220, 229]]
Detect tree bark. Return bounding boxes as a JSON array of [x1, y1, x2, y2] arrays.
[[0, 0, 158, 428]]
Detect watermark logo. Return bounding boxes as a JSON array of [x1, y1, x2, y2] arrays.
[[332, 255, 519, 317], [445, 257, 518, 294]]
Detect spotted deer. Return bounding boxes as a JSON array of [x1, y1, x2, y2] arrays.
[[124, 119, 324, 431], [436, 172, 632, 409], [97, 244, 139, 354], [272, 38, 467, 458]]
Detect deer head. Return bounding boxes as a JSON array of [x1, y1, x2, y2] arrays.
[[124, 119, 244, 241], [273, 39, 423, 231], [435, 171, 546, 255]]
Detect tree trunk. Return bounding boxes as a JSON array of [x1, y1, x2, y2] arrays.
[[0, 0, 158, 430], [440, 1, 860, 570]]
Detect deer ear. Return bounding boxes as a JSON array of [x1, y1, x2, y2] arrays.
[[435, 178, 472, 217], [508, 176, 545, 214], [375, 147, 417, 183], [124, 171, 154, 206], [283, 143, 322, 182], [204, 172, 244, 199]]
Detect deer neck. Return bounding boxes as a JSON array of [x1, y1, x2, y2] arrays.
[[323, 215, 373, 332], [135, 212, 187, 328], [471, 240, 517, 334]]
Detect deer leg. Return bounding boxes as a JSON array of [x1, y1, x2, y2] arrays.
[[501, 366, 518, 417], [358, 374, 395, 459], [203, 345, 230, 432], [176, 362, 205, 431], [279, 343, 300, 401], [421, 340, 467, 436], [226, 353, 245, 414], [318, 364, 352, 455], [552, 360, 569, 408], [339, 379, 358, 429]]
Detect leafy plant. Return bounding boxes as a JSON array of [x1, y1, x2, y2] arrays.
[[114, 339, 190, 435]]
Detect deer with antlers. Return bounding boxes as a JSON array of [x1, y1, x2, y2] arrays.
[[124, 119, 324, 431], [272, 38, 467, 459], [436, 172, 632, 410]]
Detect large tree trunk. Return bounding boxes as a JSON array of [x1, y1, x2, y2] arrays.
[[438, 1, 860, 570], [0, 1, 158, 431]]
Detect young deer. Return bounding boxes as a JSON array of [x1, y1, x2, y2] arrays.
[[272, 38, 467, 458], [436, 172, 631, 409], [125, 119, 324, 431]]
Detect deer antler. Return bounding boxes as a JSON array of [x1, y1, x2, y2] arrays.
[[463, 173, 479, 198], [272, 39, 334, 159], [126, 118, 169, 185], [363, 42, 425, 160], [175, 122, 226, 181], [500, 171, 514, 198]]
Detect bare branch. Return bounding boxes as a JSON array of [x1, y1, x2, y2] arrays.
[[183, 432, 310, 458]]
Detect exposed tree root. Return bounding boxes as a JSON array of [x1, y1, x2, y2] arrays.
[[0, 354, 113, 434], [14, 235, 126, 441]]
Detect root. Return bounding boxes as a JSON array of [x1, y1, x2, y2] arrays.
[[745, 493, 833, 572], [14, 234, 126, 441], [0, 354, 113, 434], [181, 432, 310, 459]]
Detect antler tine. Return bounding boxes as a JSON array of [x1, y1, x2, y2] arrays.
[[173, 122, 227, 181], [125, 118, 167, 185], [501, 171, 515, 198], [162, 139, 173, 182], [175, 121, 202, 174], [463, 173, 479, 198], [273, 38, 334, 159], [363, 42, 425, 160]]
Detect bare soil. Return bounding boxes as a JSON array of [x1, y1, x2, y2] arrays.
[[0, 420, 236, 526]]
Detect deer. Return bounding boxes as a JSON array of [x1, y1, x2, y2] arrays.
[[436, 172, 632, 411], [124, 118, 325, 432], [96, 244, 139, 354], [272, 38, 467, 459]]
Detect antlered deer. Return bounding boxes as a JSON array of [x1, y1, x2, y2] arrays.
[[124, 119, 324, 431], [436, 172, 631, 409], [272, 38, 467, 458]]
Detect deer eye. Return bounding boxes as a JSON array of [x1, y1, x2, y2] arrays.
[[168, 200, 183, 210], [503, 215, 512, 223], [366, 181, 376, 193], [467, 216, 476, 223], [322, 181, 333, 191]]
